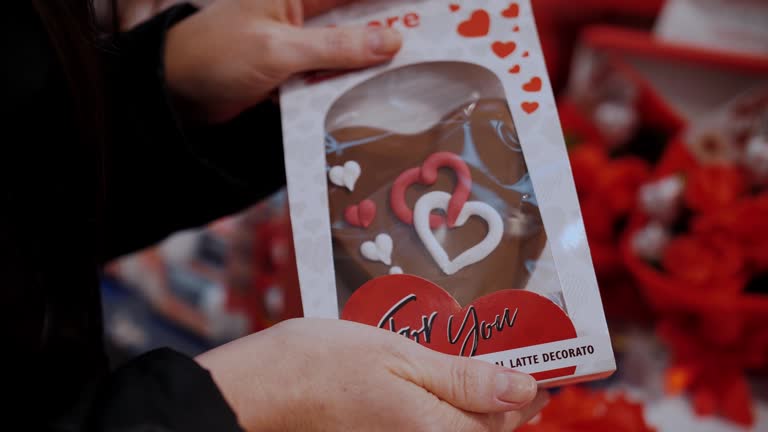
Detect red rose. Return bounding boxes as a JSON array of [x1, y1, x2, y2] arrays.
[[570, 144, 609, 197], [517, 387, 654, 432], [581, 196, 616, 242], [594, 157, 652, 215], [737, 222, 768, 271], [662, 234, 746, 291], [559, 100, 606, 147], [693, 195, 768, 271], [659, 317, 758, 426], [746, 243, 768, 272], [590, 240, 626, 279], [684, 164, 748, 213]]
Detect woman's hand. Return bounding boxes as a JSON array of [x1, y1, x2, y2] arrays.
[[163, 0, 402, 123], [196, 318, 548, 432]]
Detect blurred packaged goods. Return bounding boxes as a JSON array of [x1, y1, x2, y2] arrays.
[[103, 189, 302, 358]]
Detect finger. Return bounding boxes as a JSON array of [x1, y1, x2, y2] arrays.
[[285, 0, 304, 26], [514, 390, 550, 426], [405, 347, 538, 414], [456, 391, 549, 431], [280, 25, 402, 73], [302, 0, 356, 18]]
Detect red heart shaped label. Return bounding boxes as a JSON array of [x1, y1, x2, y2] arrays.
[[501, 3, 520, 18], [390, 152, 472, 229], [344, 199, 376, 228], [522, 76, 542, 92], [342, 275, 578, 380], [492, 41, 517, 58], [457, 10, 490, 38], [521, 101, 539, 114]]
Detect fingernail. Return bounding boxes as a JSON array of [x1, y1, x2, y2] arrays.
[[494, 372, 537, 404], [367, 28, 402, 55]]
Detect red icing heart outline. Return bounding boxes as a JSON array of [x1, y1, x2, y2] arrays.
[[501, 3, 520, 18], [522, 76, 542, 92], [344, 199, 376, 228], [342, 275, 577, 381], [492, 41, 517, 58], [457, 10, 490, 38], [390, 152, 472, 229]]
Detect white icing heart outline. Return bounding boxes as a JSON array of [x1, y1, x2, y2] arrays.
[[360, 233, 393, 265], [328, 161, 361, 191], [414, 191, 503, 275]]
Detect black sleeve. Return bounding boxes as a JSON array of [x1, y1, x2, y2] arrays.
[[85, 349, 243, 432], [85, 5, 270, 430], [3, 3, 251, 431], [102, 3, 285, 260]]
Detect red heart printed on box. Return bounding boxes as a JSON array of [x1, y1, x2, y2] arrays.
[[457, 10, 491, 38], [522, 76, 542, 92], [501, 3, 520, 18], [342, 274, 577, 381], [521, 101, 539, 114], [492, 41, 517, 58]]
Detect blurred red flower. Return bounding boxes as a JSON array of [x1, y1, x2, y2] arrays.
[[661, 234, 746, 293], [683, 165, 748, 213], [518, 387, 655, 432], [693, 195, 768, 272], [660, 317, 759, 426], [594, 157, 652, 215], [570, 144, 609, 195], [581, 196, 615, 243]]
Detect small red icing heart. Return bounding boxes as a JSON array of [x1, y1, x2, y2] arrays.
[[492, 41, 516, 58], [508, 64, 521, 74], [342, 275, 577, 380], [344, 200, 376, 228], [522, 51, 529, 57], [501, 3, 520, 18], [513, 25, 520, 32], [521, 102, 539, 114], [457, 10, 490, 38], [449, 3, 460, 12], [390, 152, 472, 229], [522, 76, 542, 92]]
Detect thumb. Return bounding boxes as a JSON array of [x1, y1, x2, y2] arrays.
[[282, 25, 402, 73], [412, 349, 538, 414]]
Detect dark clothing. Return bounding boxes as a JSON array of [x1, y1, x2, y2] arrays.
[[3, 2, 284, 430]]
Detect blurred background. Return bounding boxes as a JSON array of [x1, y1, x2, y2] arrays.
[[101, 0, 768, 430]]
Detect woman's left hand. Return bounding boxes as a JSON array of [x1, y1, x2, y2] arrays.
[[163, 0, 403, 123]]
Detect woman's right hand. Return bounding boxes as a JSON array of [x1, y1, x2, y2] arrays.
[[196, 318, 548, 431]]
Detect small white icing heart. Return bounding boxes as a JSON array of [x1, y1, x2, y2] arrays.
[[328, 161, 361, 191], [414, 191, 503, 275], [389, 266, 403, 275], [360, 233, 393, 265]]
